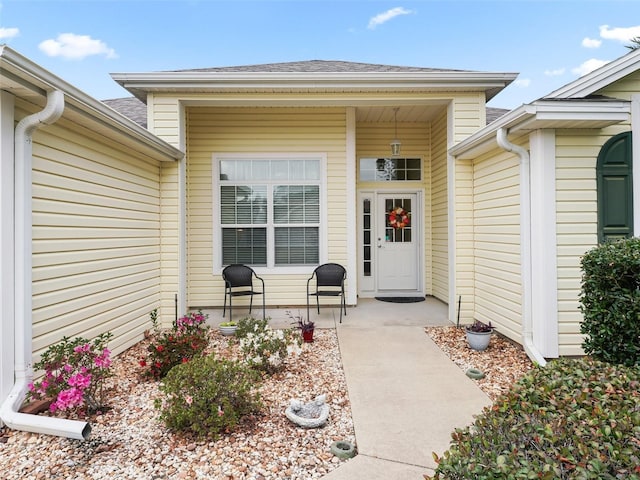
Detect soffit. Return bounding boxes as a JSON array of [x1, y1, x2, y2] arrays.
[[450, 99, 631, 160]]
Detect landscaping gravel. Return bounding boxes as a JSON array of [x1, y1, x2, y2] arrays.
[[0, 329, 355, 480], [425, 326, 534, 401]]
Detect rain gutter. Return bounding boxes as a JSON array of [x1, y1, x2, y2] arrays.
[[0, 90, 91, 440], [496, 128, 547, 367]]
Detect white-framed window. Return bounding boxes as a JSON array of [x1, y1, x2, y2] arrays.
[[213, 154, 326, 272], [359, 158, 422, 181]]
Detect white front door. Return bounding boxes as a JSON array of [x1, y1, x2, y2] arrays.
[[375, 193, 420, 293]]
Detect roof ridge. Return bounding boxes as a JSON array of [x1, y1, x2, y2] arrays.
[[168, 59, 470, 74]]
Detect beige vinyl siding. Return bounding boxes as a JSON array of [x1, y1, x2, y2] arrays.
[[452, 95, 486, 143], [596, 71, 640, 100], [454, 159, 474, 323], [551, 73, 640, 355], [148, 94, 182, 148], [355, 120, 432, 294], [431, 107, 449, 303], [453, 95, 486, 322], [28, 110, 164, 359], [554, 126, 630, 355], [472, 147, 522, 343], [186, 106, 347, 307], [159, 161, 179, 325], [148, 96, 184, 327]]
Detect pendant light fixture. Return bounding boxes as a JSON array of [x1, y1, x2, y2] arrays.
[[390, 107, 401, 157]]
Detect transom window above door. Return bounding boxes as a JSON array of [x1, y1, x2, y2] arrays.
[[359, 158, 422, 181], [214, 155, 325, 271]]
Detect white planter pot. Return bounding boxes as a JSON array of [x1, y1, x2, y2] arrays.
[[466, 330, 492, 351], [219, 325, 238, 336]]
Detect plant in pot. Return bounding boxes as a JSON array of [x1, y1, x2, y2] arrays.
[[219, 321, 238, 336], [465, 320, 496, 351], [289, 311, 315, 343]]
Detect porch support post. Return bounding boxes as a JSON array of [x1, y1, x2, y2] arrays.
[[0, 91, 15, 418], [446, 101, 458, 324], [529, 129, 559, 358], [632, 94, 640, 235], [345, 107, 357, 305]]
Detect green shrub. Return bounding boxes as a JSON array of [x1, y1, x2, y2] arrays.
[[235, 316, 301, 373], [579, 238, 640, 366], [139, 311, 210, 379], [155, 354, 261, 438], [427, 358, 640, 479]]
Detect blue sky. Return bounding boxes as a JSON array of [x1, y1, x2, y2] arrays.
[[1, 0, 640, 109]]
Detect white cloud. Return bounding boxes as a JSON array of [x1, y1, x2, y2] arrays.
[[38, 33, 118, 60], [599, 24, 640, 43], [544, 68, 565, 76], [571, 58, 610, 77], [368, 7, 413, 30], [582, 37, 602, 48], [0, 27, 19, 40], [514, 78, 531, 88]]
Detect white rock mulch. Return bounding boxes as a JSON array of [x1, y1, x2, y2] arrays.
[[0, 329, 355, 480], [425, 326, 534, 401]]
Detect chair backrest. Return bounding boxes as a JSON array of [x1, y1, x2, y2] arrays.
[[314, 263, 346, 287], [222, 264, 254, 287]]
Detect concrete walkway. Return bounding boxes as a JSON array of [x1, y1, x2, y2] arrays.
[[324, 325, 491, 479], [218, 297, 492, 479]]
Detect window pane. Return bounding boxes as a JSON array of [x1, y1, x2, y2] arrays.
[[252, 160, 269, 180], [220, 186, 237, 224], [274, 227, 319, 265], [222, 228, 267, 266], [220, 185, 267, 224], [359, 158, 421, 182], [273, 185, 319, 224], [407, 158, 420, 169], [305, 160, 320, 180], [271, 160, 289, 180]]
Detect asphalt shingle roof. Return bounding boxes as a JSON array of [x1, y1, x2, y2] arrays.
[[102, 60, 506, 127], [102, 97, 147, 128], [169, 59, 469, 74]]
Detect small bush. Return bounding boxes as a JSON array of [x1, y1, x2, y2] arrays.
[[579, 238, 640, 366], [427, 358, 640, 479], [139, 311, 210, 379], [28, 332, 113, 414], [155, 354, 261, 438], [235, 316, 301, 373]]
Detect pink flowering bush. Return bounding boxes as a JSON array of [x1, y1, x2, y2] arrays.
[[139, 311, 210, 379], [28, 332, 113, 414]]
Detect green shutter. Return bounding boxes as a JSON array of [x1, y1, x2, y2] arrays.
[[597, 131, 633, 243]]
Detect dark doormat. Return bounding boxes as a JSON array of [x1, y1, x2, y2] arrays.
[[375, 296, 425, 303]]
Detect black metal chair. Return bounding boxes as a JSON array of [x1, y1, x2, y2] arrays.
[[222, 264, 265, 321], [307, 263, 347, 323]]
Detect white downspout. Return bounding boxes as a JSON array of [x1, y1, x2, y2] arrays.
[[496, 128, 547, 367], [0, 90, 91, 440]]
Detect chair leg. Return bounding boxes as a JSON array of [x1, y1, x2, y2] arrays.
[[249, 294, 253, 314], [223, 291, 227, 317], [262, 294, 265, 320], [316, 295, 320, 314]]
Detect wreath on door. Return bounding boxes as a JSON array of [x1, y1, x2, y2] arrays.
[[388, 206, 410, 229]]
